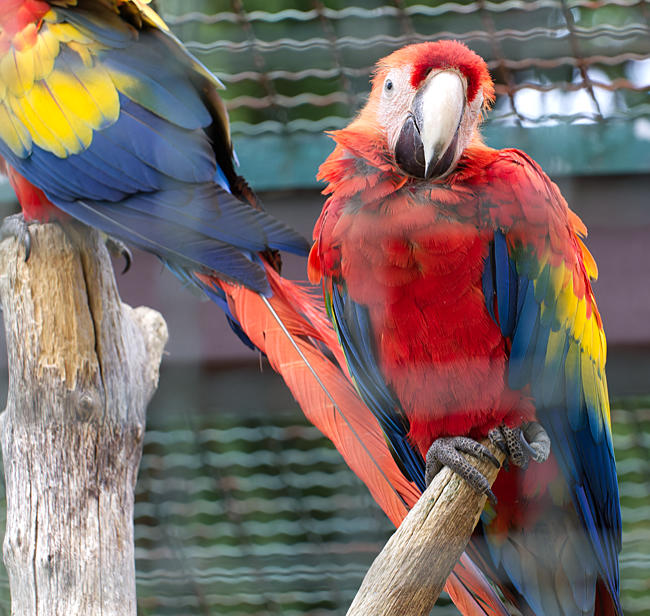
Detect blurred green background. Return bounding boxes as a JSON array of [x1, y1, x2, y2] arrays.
[[0, 1, 648, 614]]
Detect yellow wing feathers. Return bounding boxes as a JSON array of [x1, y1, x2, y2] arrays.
[[528, 237, 609, 432], [1, 12, 119, 157], [0, 1, 169, 159]]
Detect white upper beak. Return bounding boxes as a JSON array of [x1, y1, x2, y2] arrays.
[[416, 71, 466, 177]]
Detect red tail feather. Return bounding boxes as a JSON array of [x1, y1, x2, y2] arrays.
[[207, 265, 419, 526], [446, 554, 511, 616], [594, 580, 622, 616]]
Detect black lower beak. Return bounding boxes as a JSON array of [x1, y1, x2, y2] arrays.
[[394, 111, 463, 180], [394, 115, 426, 178], [425, 127, 460, 179]]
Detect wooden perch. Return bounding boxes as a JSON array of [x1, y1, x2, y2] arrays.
[[347, 442, 506, 616], [0, 223, 168, 616]]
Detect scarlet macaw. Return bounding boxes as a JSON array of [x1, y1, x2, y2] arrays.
[[0, 0, 308, 309], [309, 41, 622, 615]]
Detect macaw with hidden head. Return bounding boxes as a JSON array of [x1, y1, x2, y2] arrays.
[[309, 41, 622, 616], [0, 0, 308, 303], [0, 7, 436, 607]]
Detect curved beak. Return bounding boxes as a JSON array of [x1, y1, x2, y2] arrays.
[[394, 71, 466, 179]]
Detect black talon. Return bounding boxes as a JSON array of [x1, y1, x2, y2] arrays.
[[518, 430, 539, 460], [478, 446, 501, 470], [521, 421, 551, 463], [23, 230, 31, 262], [120, 247, 132, 274], [105, 236, 133, 273], [489, 421, 551, 471], [453, 437, 501, 469], [425, 436, 499, 505]]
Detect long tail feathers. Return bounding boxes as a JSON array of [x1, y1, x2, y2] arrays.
[[201, 264, 507, 616], [203, 265, 419, 526]]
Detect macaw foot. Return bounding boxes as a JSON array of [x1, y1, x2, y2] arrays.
[[425, 436, 501, 504], [488, 421, 551, 470], [1, 213, 32, 261], [104, 235, 133, 274]]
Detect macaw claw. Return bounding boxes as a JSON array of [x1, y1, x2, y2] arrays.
[[1, 213, 32, 262], [105, 236, 133, 274], [425, 436, 501, 505], [488, 421, 551, 470]]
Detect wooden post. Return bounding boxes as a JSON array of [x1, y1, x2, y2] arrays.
[[0, 223, 168, 616], [347, 442, 505, 616]]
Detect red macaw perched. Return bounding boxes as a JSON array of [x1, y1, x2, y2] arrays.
[[0, 0, 308, 302], [309, 41, 622, 616]]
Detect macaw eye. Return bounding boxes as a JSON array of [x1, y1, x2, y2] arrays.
[[384, 79, 394, 93]]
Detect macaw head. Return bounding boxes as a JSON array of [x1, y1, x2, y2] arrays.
[[361, 40, 495, 181]]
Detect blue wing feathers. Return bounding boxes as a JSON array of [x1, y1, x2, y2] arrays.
[[11, 151, 81, 201], [56, 7, 136, 48], [117, 100, 217, 183], [483, 230, 622, 615], [330, 285, 426, 491], [87, 133, 163, 191], [493, 231, 510, 332], [482, 254, 496, 322], [516, 275, 529, 316], [566, 343, 586, 431], [493, 231, 518, 338], [530, 318, 552, 398], [101, 32, 213, 130], [0, 22, 310, 295], [66, 152, 142, 198], [507, 282, 538, 390], [121, 188, 309, 255], [57, 197, 272, 293]]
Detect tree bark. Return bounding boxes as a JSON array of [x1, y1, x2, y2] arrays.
[[0, 223, 168, 616], [347, 442, 505, 616]]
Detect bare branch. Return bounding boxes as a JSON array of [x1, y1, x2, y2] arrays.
[[347, 441, 505, 616], [0, 223, 167, 616]]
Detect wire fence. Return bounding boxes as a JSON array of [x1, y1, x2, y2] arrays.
[[159, 0, 650, 135], [130, 403, 650, 615]]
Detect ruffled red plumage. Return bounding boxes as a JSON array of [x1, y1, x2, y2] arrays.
[[313, 40, 619, 616]]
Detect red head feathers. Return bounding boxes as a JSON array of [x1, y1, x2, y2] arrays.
[[374, 40, 495, 107]]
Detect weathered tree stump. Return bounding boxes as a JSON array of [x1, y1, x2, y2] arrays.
[[0, 223, 167, 616], [347, 441, 505, 616]]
